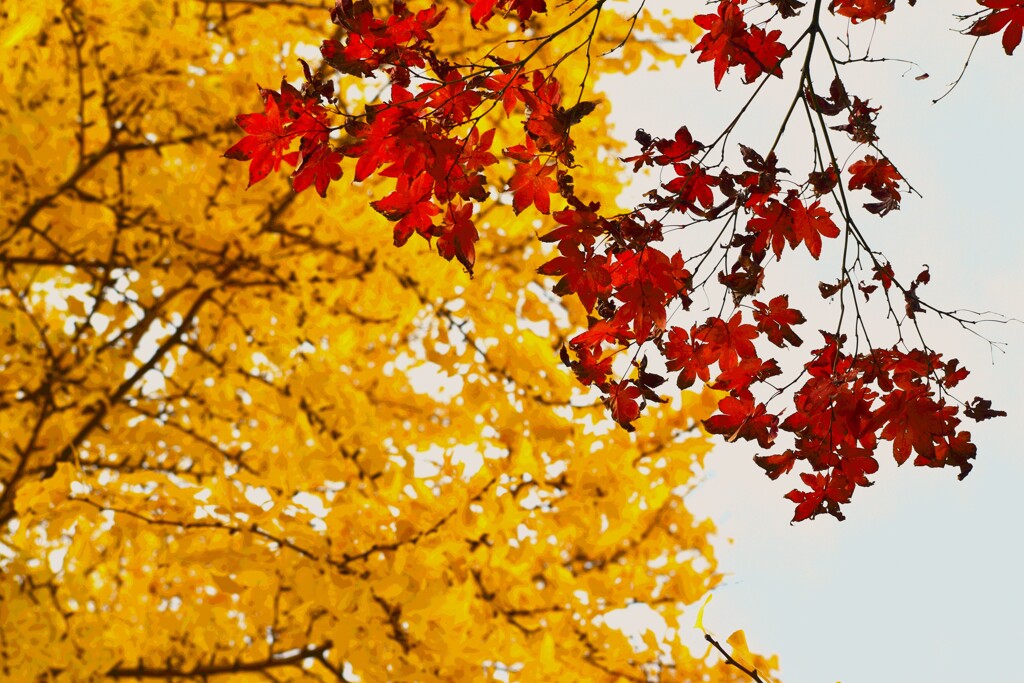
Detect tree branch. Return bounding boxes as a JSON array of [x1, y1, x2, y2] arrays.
[[106, 641, 333, 679], [705, 633, 768, 683]]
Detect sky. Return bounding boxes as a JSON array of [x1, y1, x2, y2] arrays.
[[599, 1, 1024, 682]]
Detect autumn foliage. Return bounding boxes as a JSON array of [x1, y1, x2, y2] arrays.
[[0, 1, 779, 681], [228, 0, 1011, 523]]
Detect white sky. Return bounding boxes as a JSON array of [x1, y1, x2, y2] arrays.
[[600, 1, 1024, 682]]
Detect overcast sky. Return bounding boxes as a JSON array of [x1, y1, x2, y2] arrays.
[[600, 2, 1024, 681]]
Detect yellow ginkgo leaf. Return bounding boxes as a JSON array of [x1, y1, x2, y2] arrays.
[[726, 629, 755, 670], [694, 593, 713, 633]]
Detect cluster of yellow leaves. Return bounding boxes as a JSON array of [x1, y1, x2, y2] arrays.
[[0, 0, 777, 681]]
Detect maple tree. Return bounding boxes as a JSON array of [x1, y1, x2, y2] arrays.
[[228, 0, 1015, 523], [0, 1, 778, 681]]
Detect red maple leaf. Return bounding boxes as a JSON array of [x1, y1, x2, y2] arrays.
[[465, 0, 501, 26], [804, 77, 850, 116], [742, 25, 787, 82], [570, 318, 624, 351], [752, 295, 806, 347], [838, 452, 880, 487], [662, 163, 719, 213], [848, 155, 902, 199], [874, 388, 958, 464], [964, 396, 1007, 421], [967, 0, 1024, 55], [692, 0, 750, 88], [606, 380, 643, 431], [321, 36, 378, 78], [609, 248, 689, 297], [872, 262, 895, 290], [784, 472, 849, 522], [570, 345, 613, 386], [344, 108, 407, 182], [808, 164, 840, 195], [460, 127, 499, 174], [292, 140, 344, 198], [422, 76, 483, 125], [538, 243, 613, 313], [749, 192, 840, 260], [430, 128, 498, 204], [436, 203, 479, 274], [324, 0, 445, 79], [736, 145, 785, 208], [710, 356, 782, 392], [525, 112, 572, 158], [609, 249, 689, 343], [923, 431, 977, 480], [484, 70, 530, 115], [611, 280, 668, 344], [703, 392, 778, 448], [664, 326, 712, 390], [875, 348, 938, 391], [785, 478, 826, 522], [539, 206, 607, 247], [508, 0, 548, 24], [754, 450, 798, 480], [693, 2, 787, 87], [831, 96, 880, 143], [466, 0, 547, 26], [371, 173, 440, 246], [224, 91, 301, 187], [509, 159, 559, 214], [653, 126, 703, 165], [848, 155, 902, 214], [694, 312, 758, 371], [941, 359, 970, 388]]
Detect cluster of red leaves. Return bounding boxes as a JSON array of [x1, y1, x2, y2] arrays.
[[543, 112, 1003, 520], [692, 0, 788, 87], [224, 74, 340, 194], [227, 0, 1013, 521], [763, 335, 998, 520], [226, 0, 584, 274]]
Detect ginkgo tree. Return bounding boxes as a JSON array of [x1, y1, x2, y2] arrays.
[[228, 0, 1015, 522], [1, 0, 777, 681]]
